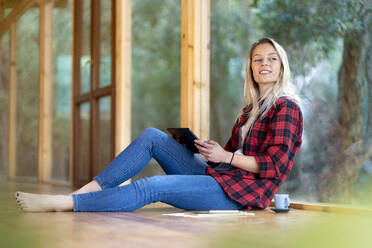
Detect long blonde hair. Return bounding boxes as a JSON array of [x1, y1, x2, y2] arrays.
[[239, 37, 298, 140]]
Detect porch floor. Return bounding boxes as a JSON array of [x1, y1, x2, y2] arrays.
[[1, 179, 371, 248]]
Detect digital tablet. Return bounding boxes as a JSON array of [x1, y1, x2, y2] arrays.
[[167, 128, 200, 153]]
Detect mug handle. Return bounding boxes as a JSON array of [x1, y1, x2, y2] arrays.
[[284, 197, 290, 208]]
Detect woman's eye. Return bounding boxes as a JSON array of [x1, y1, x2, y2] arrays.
[[254, 59, 262, 62], [270, 57, 278, 61]]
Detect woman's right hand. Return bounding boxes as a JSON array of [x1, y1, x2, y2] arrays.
[[194, 140, 231, 164]]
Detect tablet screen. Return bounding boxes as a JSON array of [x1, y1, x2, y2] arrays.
[[167, 128, 200, 153]]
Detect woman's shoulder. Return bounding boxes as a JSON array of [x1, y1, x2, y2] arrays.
[[274, 96, 302, 110]]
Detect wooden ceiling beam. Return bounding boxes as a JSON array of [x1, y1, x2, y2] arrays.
[[0, 0, 34, 36], [0, 0, 65, 9]]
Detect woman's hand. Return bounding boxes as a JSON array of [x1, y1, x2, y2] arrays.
[[194, 139, 231, 163]]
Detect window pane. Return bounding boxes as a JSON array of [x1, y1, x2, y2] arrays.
[[80, 0, 91, 94], [99, 0, 112, 88], [78, 102, 90, 182], [16, 7, 39, 179], [210, 1, 250, 145], [0, 31, 10, 175], [52, 0, 72, 183], [131, 0, 181, 180], [98, 96, 112, 174], [211, 0, 372, 207]]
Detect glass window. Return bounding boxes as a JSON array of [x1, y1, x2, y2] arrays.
[[78, 102, 90, 182], [98, 96, 112, 174], [16, 7, 39, 179], [211, 0, 372, 207], [80, 0, 91, 94], [210, 1, 254, 145], [131, 0, 181, 180], [0, 31, 10, 175], [52, 0, 72, 183], [99, 0, 112, 88]]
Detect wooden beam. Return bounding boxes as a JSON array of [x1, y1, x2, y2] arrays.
[[70, 0, 78, 187], [38, 0, 54, 183], [2, 0, 66, 9], [0, 0, 34, 36], [0, 0, 4, 174], [272, 201, 372, 216], [38, 0, 54, 182], [180, 0, 210, 140], [181, 0, 192, 132], [8, 22, 16, 179], [200, 0, 210, 140], [90, 0, 101, 178], [115, 0, 131, 156]]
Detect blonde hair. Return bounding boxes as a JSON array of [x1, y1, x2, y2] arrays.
[[239, 37, 299, 140]]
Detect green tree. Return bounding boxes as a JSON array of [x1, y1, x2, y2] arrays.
[[131, 0, 181, 138], [210, 0, 261, 143], [258, 0, 372, 203]]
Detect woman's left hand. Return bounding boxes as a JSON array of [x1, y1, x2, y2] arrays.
[[194, 139, 230, 163]]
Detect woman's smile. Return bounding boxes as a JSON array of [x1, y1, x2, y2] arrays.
[[259, 69, 272, 75]]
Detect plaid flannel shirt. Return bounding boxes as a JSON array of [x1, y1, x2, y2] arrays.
[[206, 96, 303, 209]]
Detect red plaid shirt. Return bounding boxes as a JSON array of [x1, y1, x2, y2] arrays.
[[206, 96, 303, 209]]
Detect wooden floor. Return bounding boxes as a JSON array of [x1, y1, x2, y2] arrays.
[[1, 179, 372, 248]]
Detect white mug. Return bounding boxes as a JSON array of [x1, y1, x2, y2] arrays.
[[274, 194, 290, 209]]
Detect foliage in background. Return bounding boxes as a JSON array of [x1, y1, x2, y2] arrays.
[[256, 0, 372, 204], [130, 0, 181, 179], [14, 9, 40, 178], [210, 0, 261, 143], [51, 1, 72, 182], [132, 0, 181, 138]]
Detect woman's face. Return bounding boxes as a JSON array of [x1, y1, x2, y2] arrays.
[[251, 43, 282, 88]]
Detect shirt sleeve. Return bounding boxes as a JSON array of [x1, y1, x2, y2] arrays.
[[254, 100, 302, 179]]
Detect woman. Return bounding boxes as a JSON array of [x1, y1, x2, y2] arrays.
[[15, 37, 303, 212]]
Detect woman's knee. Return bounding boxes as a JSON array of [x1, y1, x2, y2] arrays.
[[142, 127, 164, 137], [142, 175, 174, 190], [141, 127, 168, 144]]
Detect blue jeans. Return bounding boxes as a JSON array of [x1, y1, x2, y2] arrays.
[[72, 128, 242, 211]]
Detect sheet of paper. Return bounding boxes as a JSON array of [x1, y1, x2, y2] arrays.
[[163, 211, 255, 218]]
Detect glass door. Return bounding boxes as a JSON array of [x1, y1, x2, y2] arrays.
[[73, 0, 115, 188]]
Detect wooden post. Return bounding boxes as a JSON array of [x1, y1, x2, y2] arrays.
[[0, 0, 4, 174], [8, 22, 16, 179], [70, 0, 78, 187], [38, 0, 54, 183], [180, 0, 210, 140], [115, 0, 131, 156]]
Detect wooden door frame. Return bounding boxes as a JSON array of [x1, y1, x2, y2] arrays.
[[72, 0, 115, 188]]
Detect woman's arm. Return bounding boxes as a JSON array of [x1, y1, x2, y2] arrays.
[[194, 140, 260, 173], [228, 152, 260, 173]]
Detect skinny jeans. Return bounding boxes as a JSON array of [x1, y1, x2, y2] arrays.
[[72, 128, 242, 211]]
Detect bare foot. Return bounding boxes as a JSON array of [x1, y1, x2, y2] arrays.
[[15, 191, 73, 212], [69, 180, 102, 195]]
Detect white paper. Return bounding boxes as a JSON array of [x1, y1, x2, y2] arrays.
[[163, 211, 255, 218]]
